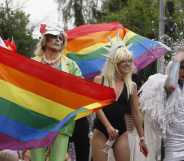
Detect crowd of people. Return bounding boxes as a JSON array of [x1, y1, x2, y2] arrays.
[[1, 22, 184, 161]]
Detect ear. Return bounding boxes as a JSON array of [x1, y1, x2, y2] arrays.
[[62, 32, 67, 48]]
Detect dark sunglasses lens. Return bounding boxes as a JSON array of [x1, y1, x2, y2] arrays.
[[46, 34, 56, 39], [58, 35, 64, 41]]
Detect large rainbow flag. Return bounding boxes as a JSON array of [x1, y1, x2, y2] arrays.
[[0, 47, 115, 150], [66, 22, 169, 78]]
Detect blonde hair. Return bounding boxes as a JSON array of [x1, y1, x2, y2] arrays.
[[34, 32, 67, 56], [102, 46, 134, 97], [34, 36, 46, 56]]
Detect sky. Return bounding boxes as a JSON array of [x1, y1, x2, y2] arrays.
[[22, 0, 59, 37], [21, 0, 58, 24], [2, 0, 60, 38]]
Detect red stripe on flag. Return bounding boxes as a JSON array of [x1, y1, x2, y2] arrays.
[[0, 47, 115, 101], [67, 22, 123, 40]]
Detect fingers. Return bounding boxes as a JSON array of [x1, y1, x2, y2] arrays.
[[139, 142, 148, 157], [109, 129, 119, 140]]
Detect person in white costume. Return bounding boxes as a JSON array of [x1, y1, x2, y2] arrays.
[[164, 48, 184, 161], [139, 48, 184, 161], [139, 73, 166, 161]]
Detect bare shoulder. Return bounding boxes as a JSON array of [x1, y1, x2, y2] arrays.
[[94, 75, 103, 84]]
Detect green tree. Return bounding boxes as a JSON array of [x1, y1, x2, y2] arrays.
[[103, 0, 127, 12], [0, 0, 38, 57], [164, 0, 184, 40], [55, 0, 100, 28], [73, 0, 85, 26], [98, 0, 159, 38]]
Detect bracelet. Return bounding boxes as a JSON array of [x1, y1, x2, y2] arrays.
[[139, 136, 144, 141]]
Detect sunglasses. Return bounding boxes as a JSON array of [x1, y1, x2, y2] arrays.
[[46, 34, 64, 42], [120, 59, 133, 64]]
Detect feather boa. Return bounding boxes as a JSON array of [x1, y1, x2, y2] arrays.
[[139, 73, 181, 136]]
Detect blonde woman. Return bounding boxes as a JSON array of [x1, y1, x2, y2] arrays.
[[92, 43, 148, 161]]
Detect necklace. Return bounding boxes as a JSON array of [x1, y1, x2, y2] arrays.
[[42, 54, 61, 65]]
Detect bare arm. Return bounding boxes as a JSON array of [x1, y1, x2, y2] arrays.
[[130, 83, 149, 156], [130, 83, 144, 138], [165, 59, 180, 94], [165, 50, 184, 94], [94, 76, 112, 128]]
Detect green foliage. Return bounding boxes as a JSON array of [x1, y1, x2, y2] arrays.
[[73, 0, 85, 26], [165, 0, 184, 39], [55, 0, 99, 28], [98, 0, 159, 38], [105, 0, 127, 11], [0, 2, 38, 57]]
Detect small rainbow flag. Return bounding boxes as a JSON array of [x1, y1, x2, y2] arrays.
[[0, 47, 115, 150], [66, 22, 169, 79]]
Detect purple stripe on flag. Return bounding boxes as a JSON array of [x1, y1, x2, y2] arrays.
[[134, 46, 168, 70], [0, 132, 57, 150]]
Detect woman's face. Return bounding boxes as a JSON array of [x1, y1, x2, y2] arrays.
[[117, 57, 133, 75], [45, 34, 64, 52]]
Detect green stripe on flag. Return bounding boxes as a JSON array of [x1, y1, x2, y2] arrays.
[[0, 98, 58, 129]]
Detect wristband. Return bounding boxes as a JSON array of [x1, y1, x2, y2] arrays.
[[139, 136, 144, 141]]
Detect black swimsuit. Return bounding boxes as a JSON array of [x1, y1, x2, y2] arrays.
[[94, 78, 131, 138]]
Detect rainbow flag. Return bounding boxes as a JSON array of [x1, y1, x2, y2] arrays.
[[0, 47, 115, 150], [66, 22, 169, 79]]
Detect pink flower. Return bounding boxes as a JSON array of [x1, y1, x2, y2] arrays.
[[40, 24, 47, 34]]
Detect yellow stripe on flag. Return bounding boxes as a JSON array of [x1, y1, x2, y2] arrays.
[[0, 79, 74, 120]]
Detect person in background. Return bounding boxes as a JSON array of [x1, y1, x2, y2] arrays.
[[164, 48, 184, 161], [91, 39, 148, 161], [31, 23, 89, 161], [139, 48, 184, 161]]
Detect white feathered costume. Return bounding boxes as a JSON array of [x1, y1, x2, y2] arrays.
[[139, 72, 184, 161], [139, 73, 166, 161]]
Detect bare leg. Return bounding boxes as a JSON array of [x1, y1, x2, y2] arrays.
[[91, 129, 108, 161], [114, 132, 130, 161]]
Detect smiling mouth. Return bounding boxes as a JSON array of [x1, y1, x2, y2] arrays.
[[53, 43, 62, 47]]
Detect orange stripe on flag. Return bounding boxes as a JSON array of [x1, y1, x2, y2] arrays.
[[67, 29, 126, 52], [0, 63, 97, 108]]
